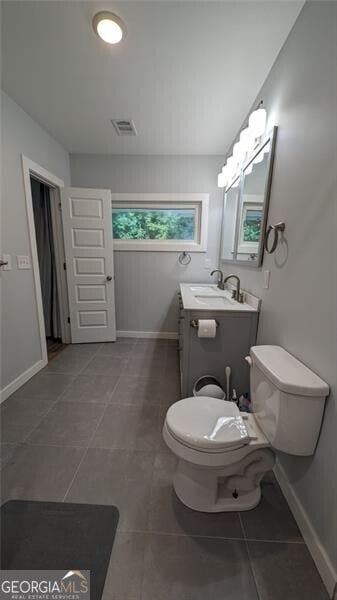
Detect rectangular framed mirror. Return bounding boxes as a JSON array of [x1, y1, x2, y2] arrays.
[[220, 126, 277, 267]]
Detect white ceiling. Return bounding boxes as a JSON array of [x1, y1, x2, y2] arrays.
[[1, 1, 304, 155]]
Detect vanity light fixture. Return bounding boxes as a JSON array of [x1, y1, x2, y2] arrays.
[[217, 100, 267, 188], [93, 11, 126, 44]]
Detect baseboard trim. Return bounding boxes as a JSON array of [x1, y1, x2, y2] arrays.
[[274, 460, 337, 598], [0, 359, 47, 404], [117, 330, 178, 340]]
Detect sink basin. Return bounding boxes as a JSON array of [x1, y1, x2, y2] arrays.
[[194, 295, 234, 307], [189, 286, 214, 293], [180, 283, 260, 312]]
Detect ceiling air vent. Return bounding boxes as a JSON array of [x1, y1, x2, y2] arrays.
[[111, 119, 137, 136]]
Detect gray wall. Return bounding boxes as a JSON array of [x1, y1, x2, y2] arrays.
[[221, 1, 337, 581], [70, 155, 223, 334], [1, 91, 71, 391]]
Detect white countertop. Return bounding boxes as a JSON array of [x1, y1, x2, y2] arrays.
[[180, 283, 260, 312]]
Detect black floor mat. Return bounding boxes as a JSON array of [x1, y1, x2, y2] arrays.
[[1, 500, 119, 600]]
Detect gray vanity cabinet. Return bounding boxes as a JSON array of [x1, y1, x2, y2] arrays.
[[178, 300, 258, 398]]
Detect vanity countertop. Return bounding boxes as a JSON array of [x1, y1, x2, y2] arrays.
[[180, 283, 261, 312]]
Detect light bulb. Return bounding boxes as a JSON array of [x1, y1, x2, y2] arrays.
[[240, 127, 255, 154], [220, 166, 229, 188], [226, 156, 235, 174], [226, 156, 238, 182], [93, 12, 125, 45], [233, 141, 245, 162], [218, 172, 226, 188], [248, 106, 267, 138]]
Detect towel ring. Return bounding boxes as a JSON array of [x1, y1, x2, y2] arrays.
[[265, 222, 285, 254], [179, 251, 191, 265]]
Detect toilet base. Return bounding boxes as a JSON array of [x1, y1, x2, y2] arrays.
[[173, 448, 275, 512]]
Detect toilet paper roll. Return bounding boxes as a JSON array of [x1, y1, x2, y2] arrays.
[[197, 319, 217, 338]]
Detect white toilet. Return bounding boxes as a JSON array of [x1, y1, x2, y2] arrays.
[[163, 345, 329, 512]]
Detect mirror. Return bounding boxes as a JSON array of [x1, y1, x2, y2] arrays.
[[220, 127, 277, 267]]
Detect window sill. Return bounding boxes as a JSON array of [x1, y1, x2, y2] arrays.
[[113, 241, 207, 252]]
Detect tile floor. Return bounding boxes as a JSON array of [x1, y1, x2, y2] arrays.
[[0, 339, 329, 599]]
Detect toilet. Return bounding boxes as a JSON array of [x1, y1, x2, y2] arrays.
[[163, 345, 329, 512]]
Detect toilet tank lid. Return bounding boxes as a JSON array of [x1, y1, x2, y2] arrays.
[[250, 346, 329, 397]]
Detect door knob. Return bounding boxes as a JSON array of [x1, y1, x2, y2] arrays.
[[106, 275, 112, 281]]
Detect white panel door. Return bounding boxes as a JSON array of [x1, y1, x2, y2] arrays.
[[61, 187, 116, 343]]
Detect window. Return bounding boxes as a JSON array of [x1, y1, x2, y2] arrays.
[[112, 207, 196, 241], [242, 207, 263, 242], [111, 194, 209, 251], [237, 202, 263, 254]]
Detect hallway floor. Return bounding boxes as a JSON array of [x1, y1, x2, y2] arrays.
[[47, 337, 67, 361], [1, 340, 329, 600]]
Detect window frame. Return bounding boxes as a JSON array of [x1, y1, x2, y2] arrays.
[[237, 201, 263, 255], [110, 193, 209, 252]]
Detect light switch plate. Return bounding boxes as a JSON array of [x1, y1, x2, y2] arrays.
[[0, 254, 11, 270], [17, 255, 31, 269], [204, 258, 212, 270], [264, 269, 271, 289]]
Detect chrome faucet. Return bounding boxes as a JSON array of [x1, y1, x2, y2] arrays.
[[224, 274, 243, 303], [210, 269, 224, 290]]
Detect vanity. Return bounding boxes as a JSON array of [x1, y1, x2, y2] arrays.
[[177, 126, 277, 398], [178, 283, 260, 398]]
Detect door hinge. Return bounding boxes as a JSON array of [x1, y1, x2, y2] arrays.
[[58, 202, 62, 212], [67, 317, 70, 324], [63, 262, 67, 270]]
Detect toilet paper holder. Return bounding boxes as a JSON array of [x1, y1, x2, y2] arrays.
[[190, 319, 220, 329]]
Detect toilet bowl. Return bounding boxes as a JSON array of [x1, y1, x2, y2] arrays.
[[163, 396, 275, 511], [163, 345, 329, 513]]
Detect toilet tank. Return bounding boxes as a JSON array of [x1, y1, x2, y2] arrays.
[[249, 345, 329, 456]]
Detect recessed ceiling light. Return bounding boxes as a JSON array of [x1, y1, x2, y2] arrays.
[[93, 11, 126, 45]]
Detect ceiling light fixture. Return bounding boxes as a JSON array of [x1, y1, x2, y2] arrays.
[[93, 11, 126, 45]]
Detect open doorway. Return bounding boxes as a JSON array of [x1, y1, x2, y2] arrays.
[[30, 177, 65, 361], [23, 156, 116, 358], [22, 155, 71, 366]]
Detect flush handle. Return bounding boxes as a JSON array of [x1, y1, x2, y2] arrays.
[[245, 356, 252, 366]]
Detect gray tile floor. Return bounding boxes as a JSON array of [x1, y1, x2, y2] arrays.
[[0, 339, 329, 599]]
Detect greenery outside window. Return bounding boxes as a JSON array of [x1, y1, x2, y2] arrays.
[[237, 201, 263, 255], [111, 193, 209, 252]]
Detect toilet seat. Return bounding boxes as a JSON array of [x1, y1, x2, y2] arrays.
[[166, 396, 250, 452]]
